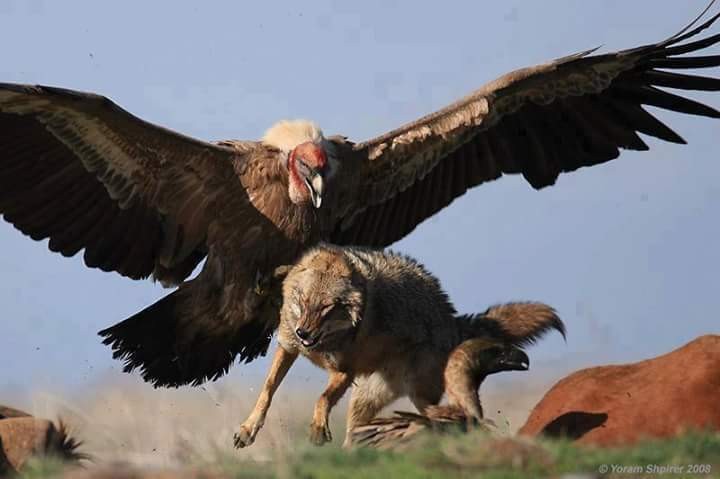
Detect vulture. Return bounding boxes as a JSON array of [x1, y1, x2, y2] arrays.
[[2, 7, 720, 387]]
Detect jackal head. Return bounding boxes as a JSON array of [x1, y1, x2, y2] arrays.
[[282, 246, 365, 351]]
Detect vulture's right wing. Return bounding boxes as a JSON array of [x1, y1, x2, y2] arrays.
[[0, 83, 253, 284], [333, 6, 720, 248]]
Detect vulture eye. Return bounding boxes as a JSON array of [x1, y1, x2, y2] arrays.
[[486, 346, 504, 356], [297, 158, 310, 174]]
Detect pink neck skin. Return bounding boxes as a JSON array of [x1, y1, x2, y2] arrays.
[[287, 142, 328, 205], [287, 149, 306, 204]]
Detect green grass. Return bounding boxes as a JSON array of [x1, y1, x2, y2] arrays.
[[14, 457, 68, 479], [18, 430, 720, 478], [212, 430, 720, 479]]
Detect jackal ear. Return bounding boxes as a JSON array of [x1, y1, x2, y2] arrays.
[[344, 289, 365, 326], [346, 270, 366, 327]]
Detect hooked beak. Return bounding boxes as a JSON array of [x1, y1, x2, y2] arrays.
[[489, 347, 530, 374], [304, 172, 324, 209]]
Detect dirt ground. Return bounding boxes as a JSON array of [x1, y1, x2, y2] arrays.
[[6, 361, 568, 469]]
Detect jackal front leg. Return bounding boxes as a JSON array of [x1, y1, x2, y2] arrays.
[[310, 370, 353, 446], [234, 346, 298, 448]]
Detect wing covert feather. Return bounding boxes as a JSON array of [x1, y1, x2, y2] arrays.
[[333, 9, 720, 247]]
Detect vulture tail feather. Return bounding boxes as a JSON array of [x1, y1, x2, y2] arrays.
[[98, 282, 273, 388]]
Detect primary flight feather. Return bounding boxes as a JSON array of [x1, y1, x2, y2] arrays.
[[1, 6, 719, 387]]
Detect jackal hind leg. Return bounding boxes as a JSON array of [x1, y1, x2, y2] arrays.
[[408, 352, 445, 414], [343, 373, 400, 447]]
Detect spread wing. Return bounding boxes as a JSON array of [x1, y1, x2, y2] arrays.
[[0, 83, 253, 284], [332, 9, 720, 247]]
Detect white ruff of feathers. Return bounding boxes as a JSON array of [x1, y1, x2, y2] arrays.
[[262, 119, 325, 152]]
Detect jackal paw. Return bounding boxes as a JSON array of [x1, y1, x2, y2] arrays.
[[234, 422, 259, 448], [309, 422, 332, 446]]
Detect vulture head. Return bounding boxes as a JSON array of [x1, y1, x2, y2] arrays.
[[263, 119, 332, 208], [444, 338, 530, 422]]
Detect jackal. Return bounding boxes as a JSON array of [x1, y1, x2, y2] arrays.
[[234, 244, 564, 448]]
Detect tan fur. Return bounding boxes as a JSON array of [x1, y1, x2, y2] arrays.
[[482, 303, 561, 340], [234, 244, 564, 448]]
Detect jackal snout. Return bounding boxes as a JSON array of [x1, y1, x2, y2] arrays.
[[293, 311, 327, 348], [291, 302, 359, 350]]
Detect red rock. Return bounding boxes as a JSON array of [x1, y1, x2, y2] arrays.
[[0, 417, 58, 471], [0, 406, 83, 473], [0, 405, 31, 419], [519, 335, 720, 446]]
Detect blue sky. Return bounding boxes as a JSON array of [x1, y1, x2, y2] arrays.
[[1, 1, 718, 397]]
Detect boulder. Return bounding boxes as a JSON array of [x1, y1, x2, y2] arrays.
[[0, 405, 31, 419], [0, 405, 83, 473], [519, 335, 720, 446]]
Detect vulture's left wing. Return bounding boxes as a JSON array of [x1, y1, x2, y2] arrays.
[[332, 9, 720, 247]]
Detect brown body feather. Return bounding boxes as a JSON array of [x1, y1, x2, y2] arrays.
[[98, 144, 342, 386], [350, 408, 483, 451]]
